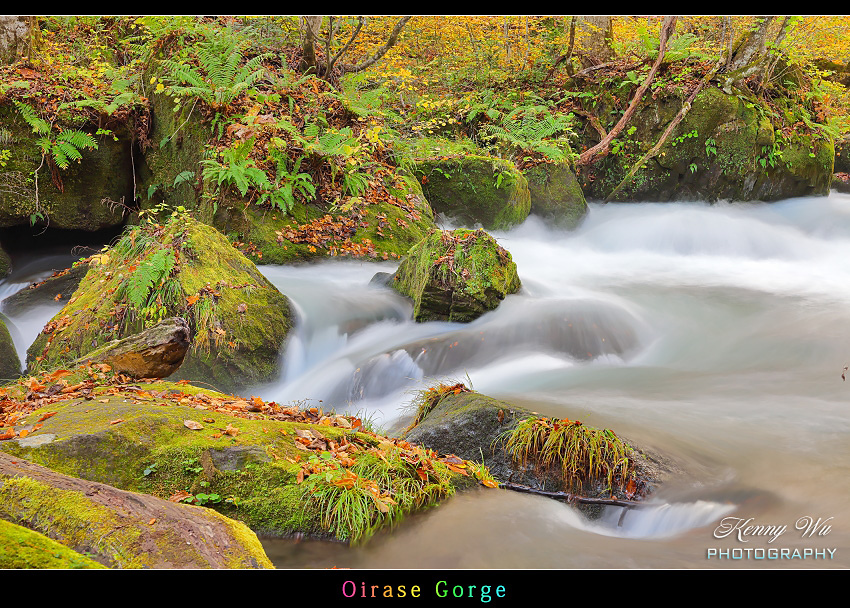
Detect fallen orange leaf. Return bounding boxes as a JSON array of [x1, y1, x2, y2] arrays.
[[109, 419, 124, 425]]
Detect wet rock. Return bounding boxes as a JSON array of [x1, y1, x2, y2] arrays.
[[404, 390, 671, 501], [1, 263, 88, 315], [392, 228, 521, 323], [76, 316, 191, 379]]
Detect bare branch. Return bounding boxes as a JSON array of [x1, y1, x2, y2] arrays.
[[342, 16, 412, 74]]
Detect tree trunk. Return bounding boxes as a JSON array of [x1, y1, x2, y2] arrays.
[[299, 15, 323, 75], [576, 15, 614, 65], [722, 16, 776, 90], [0, 16, 31, 65]]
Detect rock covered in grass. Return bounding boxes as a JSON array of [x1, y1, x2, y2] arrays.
[[26, 214, 292, 393], [392, 228, 521, 323], [404, 387, 672, 503], [414, 155, 531, 230]]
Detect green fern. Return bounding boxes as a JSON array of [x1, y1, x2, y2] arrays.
[[122, 247, 177, 318], [16, 101, 99, 174], [480, 104, 575, 163], [160, 37, 271, 110]]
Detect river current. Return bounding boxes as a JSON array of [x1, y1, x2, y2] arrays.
[[3, 195, 850, 568]]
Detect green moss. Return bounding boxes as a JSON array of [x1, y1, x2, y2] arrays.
[[0, 316, 21, 381], [0, 518, 106, 569], [524, 161, 587, 228], [414, 154, 531, 230], [393, 228, 521, 322]]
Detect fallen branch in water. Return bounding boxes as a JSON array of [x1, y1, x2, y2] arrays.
[[494, 481, 647, 508]]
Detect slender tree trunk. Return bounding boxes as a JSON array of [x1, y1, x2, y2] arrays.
[[0, 15, 32, 64], [722, 16, 777, 89], [299, 16, 323, 75], [576, 15, 614, 65], [577, 16, 677, 167]]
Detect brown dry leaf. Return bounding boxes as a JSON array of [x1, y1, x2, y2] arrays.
[[148, 518, 157, 525], [184, 420, 204, 430], [481, 479, 500, 489], [203, 418, 215, 424], [93, 363, 112, 373], [45, 369, 73, 382], [109, 419, 124, 425], [497, 409, 505, 424], [18, 429, 29, 439], [296, 469, 305, 484], [36, 412, 57, 423], [0, 430, 15, 441], [98, 398, 110, 403], [168, 490, 191, 503], [224, 424, 239, 436], [31, 424, 43, 431], [212, 433, 222, 439]]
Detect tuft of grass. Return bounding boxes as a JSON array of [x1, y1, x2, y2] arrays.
[[500, 416, 634, 494], [405, 381, 472, 432]]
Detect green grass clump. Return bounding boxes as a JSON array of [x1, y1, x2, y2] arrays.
[[501, 416, 634, 494]]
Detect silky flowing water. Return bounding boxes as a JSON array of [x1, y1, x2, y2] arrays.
[[3, 195, 849, 568]]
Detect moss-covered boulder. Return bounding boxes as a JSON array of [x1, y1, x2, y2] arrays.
[[207, 176, 436, 266], [413, 155, 531, 230], [392, 228, 521, 323], [577, 84, 834, 202], [0, 104, 132, 231], [524, 161, 588, 228], [0, 375, 479, 544], [0, 316, 21, 381], [0, 315, 20, 380], [404, 387, 671, 503], [0, 518, 106, 569], [26, 215, 292, 393], [0, 452, 272, 568]]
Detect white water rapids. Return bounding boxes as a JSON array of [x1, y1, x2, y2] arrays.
[[3, 195, 850, 568]]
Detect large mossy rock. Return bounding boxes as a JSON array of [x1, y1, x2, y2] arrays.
[[0, 104, 132, 231], [578, 85, 834, 202], [404, 390, 671, 502], [207, 177, 436, 265], [524, 161, 588, 228], [26, 216, 292, 393], [0, 315, 21, 380], [392, 228, 521, 323], [413, 155, 531, 230], [0, 379, 472, 543], [0, 452, 272, 569]]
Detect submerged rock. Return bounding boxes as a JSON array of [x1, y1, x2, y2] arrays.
[[0, 452, 272, 569], [26, 215, 292, 393], [392, 228, 521, 323], [413, 155, 531, 230]]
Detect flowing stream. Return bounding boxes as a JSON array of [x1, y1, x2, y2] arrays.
[[3, 195, 849, 568], [254, 195, 850, 568]]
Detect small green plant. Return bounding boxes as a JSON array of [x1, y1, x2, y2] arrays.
[[142, 463, 158, 477], [704, 137, 717, 157]]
